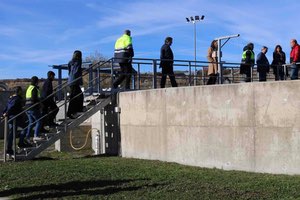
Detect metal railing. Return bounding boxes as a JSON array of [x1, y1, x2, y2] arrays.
[[1, 58, 115, 162], [2, 57, 299, 161]]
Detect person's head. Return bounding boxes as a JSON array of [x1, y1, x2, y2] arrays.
[[210, 40, 218, 49], [290, 39, 298, 48], [14, 86, 22, 96], [165, 36, 173, 45], [31, 76, 39, 86], [47, 71, 55, 81], [261, 46, 268, 54], [124, 29, 131, 36], [72, 50, 82, 62], [247, 43, 254, 50], [274, 45, 282, 53]]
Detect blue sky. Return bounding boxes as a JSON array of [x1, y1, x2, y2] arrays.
[[0, 0, 299, 79]]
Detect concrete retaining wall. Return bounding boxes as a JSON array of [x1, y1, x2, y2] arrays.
[[119, 81, 300, 175]]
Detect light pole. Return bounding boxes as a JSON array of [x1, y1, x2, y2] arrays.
[[186, 15, 205, 86]]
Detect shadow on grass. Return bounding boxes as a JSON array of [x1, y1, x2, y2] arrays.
[[0, 179, 163, 199]]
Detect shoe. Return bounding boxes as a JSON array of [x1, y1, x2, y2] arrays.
[[18, 142, 32, 148], [49, 122, 59, 127], [40, 128, 49, 133], [25, 138, 31, 144], [67, 114, 77, 119], [33, 136, 45, 142]]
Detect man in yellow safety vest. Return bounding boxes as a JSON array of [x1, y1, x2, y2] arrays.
[[240, 43, 255, 82], [113, 30, 134, 90]]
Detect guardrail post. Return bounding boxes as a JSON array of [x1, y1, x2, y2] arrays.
[[13, 119, 16, 161], [89, 65, 93, 95], [152, 60, 157, 89], [188, 62, 192, 86], [58, 68, 62, 101], [64, 88, 68, 133], [96, 67, 100, 94], [111, 59, 114, 90], [3, 116, 7, 162], [138, 63, 141, 90]]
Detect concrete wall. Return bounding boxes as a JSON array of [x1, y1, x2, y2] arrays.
[[119, 81, 300, 175]]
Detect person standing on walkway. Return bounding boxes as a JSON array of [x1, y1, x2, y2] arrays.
[[113, 30, 134, 90], [271, 45, 286, 81], [256, 46, 270, 82], [67, 50, 84, 119], [42, 71, 59, 126], [290, 39, 300, 80], [25, 76, 43, 142], [206, 40, 218, 85], [160, 36, 177, 88], [240, 43, 255, 82]]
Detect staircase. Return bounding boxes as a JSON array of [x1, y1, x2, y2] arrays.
[[15, 93, 112, 161]]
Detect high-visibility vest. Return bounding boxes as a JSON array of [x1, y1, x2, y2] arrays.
[[242, 50, 255, 62], [114, 34, 132, 53], [26, 85, 40, 104]]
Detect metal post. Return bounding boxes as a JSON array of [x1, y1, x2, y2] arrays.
[[64, 88, 68, 133], [231, 67, 234, 83], [58, 68, 62, 101], [111, 59, 114, 90], [89, 66, 93, 95], [194, 22, 197, 86], [96, 68, 100, 94], [13, 119, 16, 161], [3, 116, 7, 162], [217, 39, 222, 84], [138, 64, 141, 90], [152, 60, 157, 89], [188, 61, 192, 86]]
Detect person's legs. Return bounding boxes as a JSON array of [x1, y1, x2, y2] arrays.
[[31, 110, 41, 138], [245, 69, 251, 82], [67, 85, 77, 116], [48, 100, 59, 124], [113, 63, 126, 89], [124, 63, 132, 89], [6, 123, 14, 154], [160, 67, 167, 88], [259, 72, 266, 82], [291, 64, 299, 80], [168, 67, 178, 87], [25, 111, 34, 140]]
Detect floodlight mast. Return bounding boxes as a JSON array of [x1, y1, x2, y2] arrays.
[[214, 34, 240, 84], [185, 15, 205, 86]]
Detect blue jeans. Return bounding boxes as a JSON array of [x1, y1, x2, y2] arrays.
[[7, 122, 25, 153], [291, 64, 298, 80], [26, 110, 41, 139]]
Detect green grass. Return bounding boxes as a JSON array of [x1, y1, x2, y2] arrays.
[[1, 153, 300, 200]]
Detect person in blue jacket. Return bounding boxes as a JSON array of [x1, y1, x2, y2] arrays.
[[2, 86, 29, 156], [67, 50, 83, 119], [257, 46, 270, 82]]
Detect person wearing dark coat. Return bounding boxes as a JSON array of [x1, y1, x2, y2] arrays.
[[160, 36, 177, 88], [67, 50, 84, 119], [2, 86, 28, 155], [42, 71, 59, 126], [271, 45, 286, 81], [256, 46, 270, 82], [240, 43, 255, 82]]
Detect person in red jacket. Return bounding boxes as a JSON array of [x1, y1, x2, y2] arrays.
[[290, 39, 300, 80]]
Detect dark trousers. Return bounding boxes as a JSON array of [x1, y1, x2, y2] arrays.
[[244, 70, 252, 82], [42, 99, 59, 125], [7, 122, 26, 154], [160, 66, 177, 88], [274, 66, 285, 81], [207, 74, 217, 85], [259, 72, 267, 82], [113, 63, 132, 89], [67, 85, 83, 116]]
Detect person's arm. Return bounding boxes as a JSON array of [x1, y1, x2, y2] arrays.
[[31, 87, 39, 104], [207, 47, 214, 62]]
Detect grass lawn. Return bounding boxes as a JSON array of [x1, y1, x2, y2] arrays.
[[1, 152, 300, 200]]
